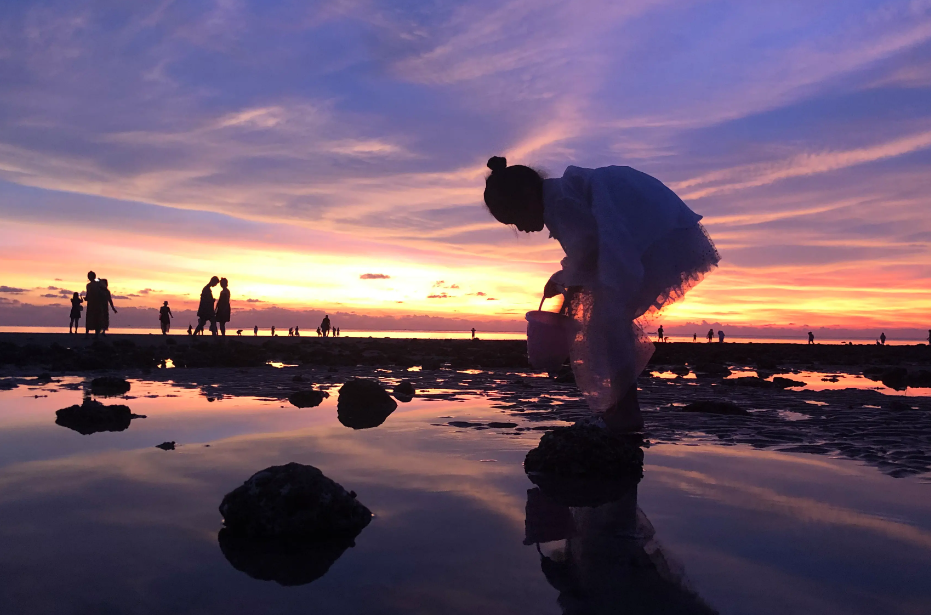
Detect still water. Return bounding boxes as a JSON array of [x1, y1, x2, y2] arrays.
[[0, 377, 929, 614]]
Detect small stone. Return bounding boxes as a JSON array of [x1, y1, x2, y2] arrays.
[[156, 441, 176, 450], [288, 389, 329, 408], [55, 399, 145, 435], [219, 462, 372, 539], [679, 400, 748, 416], [394, 380, 416, 401], [337, 379, 397, 429], [772, 376, 806, 388], [90, 376, 131, 396]]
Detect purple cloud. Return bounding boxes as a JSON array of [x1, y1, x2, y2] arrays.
[[360, 273, 390, 280]]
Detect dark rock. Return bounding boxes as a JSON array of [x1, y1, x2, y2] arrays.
[[880, 367, 908, 390], [393, 380, 416, 402], [156, 441, 176, 450], [288, 389, 329, 408], [218, 528, 355, 586], [524, 423, 643, 479], [421, 358, 442, 371], [292, 375, 304, 383], [55, 399, 146, 435], [35, 373, 53, 383], [448, 421, 484, 428], [906, 370, 931, 388], [692, 363, 731, 377], [772, 376, 806, 388], [219, 462, 372, 539], [488, 422, 518, 428], [90, 376, 131, 396], [679, 400, 748, 416], [337, 379, 397, 429], [0, 380, 17, 390], [722, 376, 774, 388], [888, 400, 912, 412]]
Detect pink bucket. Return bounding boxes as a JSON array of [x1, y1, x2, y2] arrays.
[[525, 310, 580, 372]]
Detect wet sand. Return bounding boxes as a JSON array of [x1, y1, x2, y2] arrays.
[[2, 333, 930, 478]]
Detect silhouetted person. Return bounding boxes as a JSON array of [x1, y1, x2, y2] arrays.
[[84, 271, 105, 337], [215, 278, 231, 336], [321, 315, 331, 337], [316, 327, 322, 337], [471, 327, 476, 339], [159, 301, 173, 335], [295, 325, 300, 336], [187, 324, 193, 336], [928, 329, 930, 346], [69, 292, 83, 333], [288, 327, 294, 337], [880, 332, 886, 346], [657, 325, 664, 342], [254, 325, 258, 336], [236, 329, 242, 336], [194, 276, 219, 336], [100, 279, 117, 335], [271, 326, 276, 336], [336, 327, 340, 337], [693, 333, 697, 342], [707, 328, 714, 343], [717, 330, 725, 343], [808, 331, 814, 345]]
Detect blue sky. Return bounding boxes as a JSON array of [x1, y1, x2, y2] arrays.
[[1, 0, 930, 331]]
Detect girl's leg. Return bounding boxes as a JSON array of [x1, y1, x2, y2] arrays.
[[602, 384, 643, 433], [219, 322, 226, 336]]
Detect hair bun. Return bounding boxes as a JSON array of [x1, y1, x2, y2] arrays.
[[487, 156, 507, 173]]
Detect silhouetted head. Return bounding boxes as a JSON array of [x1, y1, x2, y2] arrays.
[[163, 301, 169, 306], [209, 276, 220, 286], [220, 277, 228, 289], [483, 156, 545, 233], [101, 279, 109, 288], [72, 292, 80, 299], [87, 271, 96, 282]]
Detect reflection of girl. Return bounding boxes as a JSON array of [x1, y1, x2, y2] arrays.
[[484, 157, 719, 432], [215, 278, 231, 336], [69, 292, 83, 334], [525, 484, 716, 614]]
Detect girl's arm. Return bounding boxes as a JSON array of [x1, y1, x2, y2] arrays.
[[168, 308, 173, 318]]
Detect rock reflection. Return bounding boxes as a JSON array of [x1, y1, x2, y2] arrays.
[[55, 398, 146, 435], [524, 479, 717, 614], [218, 529, 357, 587]]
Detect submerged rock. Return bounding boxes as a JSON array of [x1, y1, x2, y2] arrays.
[[55, 399, 146, 435], [772, 376, 806, 388], [722, 376, 774, 388], [692, 363, 731, 378], [90, 376, 131, 396], [879, 368, 908, 390], [907, 370, 931, 388], [679, 400, 748, 416], [288, 389, 329, 408], [219, 462, 372, 539], [393, 380, 415, 402], [524, 423, 644, 479], [155, 441, 176, 450], [0, 380, 17, 390], [337, 379, 397, 429]]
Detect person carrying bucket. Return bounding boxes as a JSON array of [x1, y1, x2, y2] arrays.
[[484, 157, 719, 433]]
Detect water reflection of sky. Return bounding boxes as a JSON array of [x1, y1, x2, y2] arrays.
[[0, 380, 929, 614]]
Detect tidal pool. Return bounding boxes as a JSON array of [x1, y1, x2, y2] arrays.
[[0, 377, 929, 614]]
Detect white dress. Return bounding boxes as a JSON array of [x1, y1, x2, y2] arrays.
[[543, 166, 719, 411]]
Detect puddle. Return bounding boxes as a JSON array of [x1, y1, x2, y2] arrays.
[[726, 369, 931, 396], [0, 376, 929, 614]]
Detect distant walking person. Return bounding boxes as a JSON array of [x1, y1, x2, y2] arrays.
[[316, 327, 322, 337], [187, 324, 193, 335], [693, 333, 697, 342], [336, 327, 340, 337], [718, 330, 725, 343], [657, 325, 664, 342], [295, 326, 300, 336], [254, 325, 258, 337], [880, 332, 886, 346], [288, 327, 293, 337], [321, 315, 331, 337], [69, 292, 83, 334], [215, 278, 231, 336], [707, 328, 714, 343], [84, 271, 105, 337], [808, 331, 814, 345], [194, 276, 219, 336], [271, 326, 276, 336], [471, 327, 476, 340], [159, 301, 173, 335], [100, 279, 117, 335]]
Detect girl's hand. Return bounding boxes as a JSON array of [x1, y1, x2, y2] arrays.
[[543, 272, 566, 299]]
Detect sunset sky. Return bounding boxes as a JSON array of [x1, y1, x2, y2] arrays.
[[1, 0, 930, 333]]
